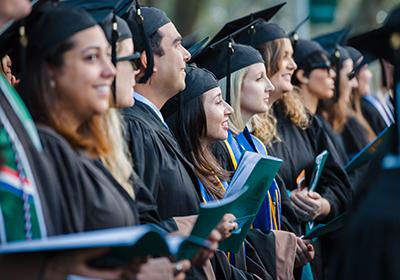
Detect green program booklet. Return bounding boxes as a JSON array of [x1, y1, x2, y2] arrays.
[[191, 151, 282, 253], [0, 224, 212, 268]]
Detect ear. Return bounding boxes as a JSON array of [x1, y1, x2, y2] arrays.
[[140, 51, 157, 73], [295, 69, 309, 84]]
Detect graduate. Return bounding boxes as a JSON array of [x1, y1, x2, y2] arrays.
[[291, 39, 349, 165], [163, 65, 273, 280], [121, 6, 202, 221], [230, 21, 352, 279], [331, 5, 400, 279], [315, 30, 371, 159]]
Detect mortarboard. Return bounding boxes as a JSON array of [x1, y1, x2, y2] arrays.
[[347, 6, 400, 66], [235, 21, 288, 47], [207, 2, 286, 47], [123, 5, 170, 84], [293, 39, 330, 72], [191, 19, 264, 105], [161, 65, 219, 120], [289, 16, 310, 48]]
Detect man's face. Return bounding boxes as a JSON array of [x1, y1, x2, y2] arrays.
[[153, 22, 191, 98], [0, 0, 31, 24]]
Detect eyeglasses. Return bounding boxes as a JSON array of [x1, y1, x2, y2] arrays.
[[116, 52, 142, 70]]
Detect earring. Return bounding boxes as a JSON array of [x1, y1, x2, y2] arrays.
[[304, 79, 309, 84], [49, 79, 56, 88]]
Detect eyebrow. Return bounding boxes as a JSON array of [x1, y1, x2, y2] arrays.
[[81, 46, 102, 53], [172, 36, 182, 45]]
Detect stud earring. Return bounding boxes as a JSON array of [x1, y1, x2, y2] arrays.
[[50, 79, 56, 88]]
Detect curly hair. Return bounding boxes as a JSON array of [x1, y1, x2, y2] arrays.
[[251, 38, 310, 144]]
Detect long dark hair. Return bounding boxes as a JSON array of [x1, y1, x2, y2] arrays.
[[166, 95, 230, 199], [22, 37, 111, 157]]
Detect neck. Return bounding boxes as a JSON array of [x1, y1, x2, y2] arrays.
[[300, 86, 319, 114], [241, 110, 253, 128], [135, 84, 169, 109]]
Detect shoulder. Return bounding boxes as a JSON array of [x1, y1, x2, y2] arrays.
[[38, 125, 73, 151]]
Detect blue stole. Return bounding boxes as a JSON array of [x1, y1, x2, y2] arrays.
[[225, 128, 282, 233]]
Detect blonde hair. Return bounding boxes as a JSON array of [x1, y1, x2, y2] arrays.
[[100, 109, 135, 198], [219, 67, 248, 135]]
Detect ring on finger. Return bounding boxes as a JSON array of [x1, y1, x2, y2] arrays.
[[174, 263, 183, 276]]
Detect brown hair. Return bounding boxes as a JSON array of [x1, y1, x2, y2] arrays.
[[166, 95, 230, 199], [252, 39, 309, 144], [350, 88, 376, 141], [24, 38, 111, 158]]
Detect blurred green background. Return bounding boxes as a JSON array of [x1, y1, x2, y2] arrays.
[[140, 0, 399, 93], [140, 0, 399, 40]]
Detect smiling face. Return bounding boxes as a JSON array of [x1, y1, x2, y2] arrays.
[[203, 87, 233, 141], [269, 38, 297, 104], [153, 22, 191, 98], [50, 25, 115, 123], [240, 62, 275, 118]]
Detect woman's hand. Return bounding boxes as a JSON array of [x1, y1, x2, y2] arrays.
[[215, 213, 238, 241], [129, 258, 191, 280], [294, 238, 315, 268], [290, 189, 331, 221], [191, 229, 220, 267]]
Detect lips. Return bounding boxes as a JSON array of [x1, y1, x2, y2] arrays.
[[222, 120, 229, 130]]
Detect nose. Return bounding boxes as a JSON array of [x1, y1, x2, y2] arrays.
[[223, 100, 234, 116], [288, 56, 297, 71], [181, 45, 191, 62], [265, 76, 275, 92], [103, 56, 116, 80]]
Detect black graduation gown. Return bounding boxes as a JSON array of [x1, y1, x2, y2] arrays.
[[315, 115, 349, 166], [332, 142, 400, 280], [38, 126, 139, 232], [0, 92, 64, 236], [340, 116, 370, 159], [269, 103, 352, 222], [212, 140, 296, 280], [361, 97, 388, 134], [122, 100, 201, 219]]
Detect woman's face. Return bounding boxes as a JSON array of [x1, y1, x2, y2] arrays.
[[203, 87, 233, 141], [339, 58, 357, 104], [240, 63, 275, 117], [306, 68, 335, 100], [51, 26, 115, 123], [116, 38, 139, 108], [269, 38, 297, 103], [356, 65, 372, 96]]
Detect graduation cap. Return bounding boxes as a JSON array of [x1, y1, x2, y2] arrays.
[[191, 19, 264, 105], [59, 0, 138, 103], [186, 37, 209, 58], [344, 46, 364, 80], [347, 7, 400, 66], [207, 2, 286, 47], [293, 39, 330, 72], [123, 5, 171, 84], [235, 21, 288, 47], [289, 16, 310, 50], [161, 65, 219, 120]]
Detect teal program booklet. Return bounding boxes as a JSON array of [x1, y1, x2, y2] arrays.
[[0, 224, 212, 268], [191, 151, 283, 253]]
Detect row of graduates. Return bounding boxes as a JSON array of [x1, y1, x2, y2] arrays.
[[0, 0, 394, 279]]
